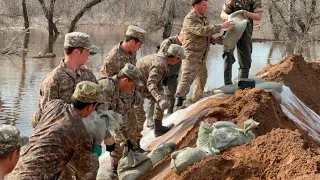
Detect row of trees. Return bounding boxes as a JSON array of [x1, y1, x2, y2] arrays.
[[1, 0, 320, 47]]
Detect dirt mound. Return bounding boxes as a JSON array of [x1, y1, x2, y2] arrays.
[[139, 88, 317, 180], [181, 129, 320, 180], [257, 53, 320, 114]]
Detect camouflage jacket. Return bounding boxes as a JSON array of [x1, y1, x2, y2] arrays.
[[158, 35, 182, 78], [182, 10, 221, 55], [158, 35, 182, 54], [222, 0, 263, 14], [39, 59, 97, 111], [99, 42, 137, 78], [136, 53, 168, 102], [97, 75, 142, 141], [10, 100, 96, 179]]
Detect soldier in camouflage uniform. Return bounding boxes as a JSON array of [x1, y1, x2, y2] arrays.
[[145, 33, 184, 129], [174, 0, 235, 108], [98, 25, 147, 155], [30, 32, 98, 128], [136, 44, 185, 137], [97, 63, 143, 176], [221, 0, 263, 85], [0, 125, 21, 179], [8, 81, 102, 180]]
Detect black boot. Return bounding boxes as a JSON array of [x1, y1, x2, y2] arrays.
[[173, 97, 185, 112], [135, 139, 151, 154], [154, 120, 174, 137]]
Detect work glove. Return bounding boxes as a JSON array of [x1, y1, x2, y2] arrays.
[[159, 99, 170, 110], [126, 139, 134, 151], [106, 143, 116, 152], [92, 145, 102, 157]]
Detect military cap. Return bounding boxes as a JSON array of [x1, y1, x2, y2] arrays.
[[191, 0, 207, 6], [167, 44, 186, 59], [0, 125, 21, 155], [64, 32, 96, 53], [121, 63, 143, 87], [125, 25, 146, 42], [73, 81, 102, 103]]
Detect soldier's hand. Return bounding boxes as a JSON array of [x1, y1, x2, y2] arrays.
[[159, 99, 170, 110], [221, 21, 235, 29], [243, 10, 251, 18]]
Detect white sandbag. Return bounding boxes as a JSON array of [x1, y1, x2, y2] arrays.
[[170, 147, 210, 175], [82, 110, 123, 145], [218, 84, 238, 94], [196, 121, 219, 155], [147, 142, 176, 165], [256, 82, 283, 93], [117, 143, 153, 180], [223, 10, 248, 50], [212, 119, 258, 150]]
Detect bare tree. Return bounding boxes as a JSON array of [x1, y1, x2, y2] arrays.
[[38, 0, 59, 35], [22, 0, 29, 32]]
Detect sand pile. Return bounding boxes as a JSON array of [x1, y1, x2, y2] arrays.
[[257, 53, 320, 114]]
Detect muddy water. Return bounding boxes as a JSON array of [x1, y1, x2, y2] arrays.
[[0, 26, 319, 136]]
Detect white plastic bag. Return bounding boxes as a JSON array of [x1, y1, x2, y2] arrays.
[[117, 143, 153, 180], [196, 121, 219, 155], [147, 142, 176, 165], [170, 147, 210, 175]]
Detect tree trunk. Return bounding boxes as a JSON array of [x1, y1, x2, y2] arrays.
[[38, 0, 59, 34], [68, 0, 106, 32], [22, 0, 29, 32], [162, 0, 175, 40], [48, 0, 54, 36], [268, 6, 279, 40]]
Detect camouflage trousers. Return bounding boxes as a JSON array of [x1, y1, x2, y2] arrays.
[[223, 24, 253, 85], [175, 52, 208, 101], [110, 108, 144, 166]]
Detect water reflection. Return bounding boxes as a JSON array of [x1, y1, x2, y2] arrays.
[[0, 27, 320, 136]]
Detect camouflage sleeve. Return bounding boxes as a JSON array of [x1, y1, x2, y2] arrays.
[[254, 0, 263, 13], [133, 90, 146, 134], [183, 16, 222, 37], [147, 59, 166, 102], [222, 0, 234, 14], [158, 39, 171, 54], [99, 54, 118, 78], [96, 79, 115, 113], [72, 141, 96, 176], [39, 76, 59, 110]]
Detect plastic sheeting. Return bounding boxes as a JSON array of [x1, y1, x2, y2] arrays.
[[280, 86, 320, 142]]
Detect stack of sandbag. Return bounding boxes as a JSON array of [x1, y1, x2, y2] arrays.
[[170, 119, 259, 175], [214, 78, 283, 102], [82, 110, 123, 145], [117, 142, 153, 180], [147, 142, 176, 165]]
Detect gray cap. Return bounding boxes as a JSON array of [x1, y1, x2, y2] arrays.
[[167, 44, 186, 59], [121, 63, 143, 87], [64, 32, 96, 52], [125, 25, 146, 42], [0, 125, 21, 155], [73, 81, 102, 103]]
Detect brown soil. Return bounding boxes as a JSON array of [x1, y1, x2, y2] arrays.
[[257, 53, 320, 114], [138, 54, 320, 180], [181, 129, 320, 180]]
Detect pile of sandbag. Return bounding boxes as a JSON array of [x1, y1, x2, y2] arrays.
[[170, 119, 259, 175]]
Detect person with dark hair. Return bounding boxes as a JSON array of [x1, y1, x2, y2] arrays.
[[0, 125, 21, 179], [30, 32, 98, 128], [97, 63, 144, 177], [174, 0, 234, 109], [98, 25, 147, 159], [136, 44, 185, 137], [8, 81, 102, 179], [220, 0, 263, 85]]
